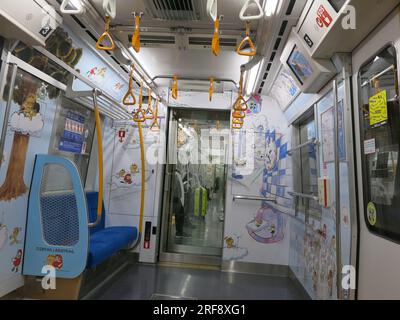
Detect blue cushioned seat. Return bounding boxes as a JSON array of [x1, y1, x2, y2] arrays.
[[85, 192, 138, 269], [87, 226, 137, 268]]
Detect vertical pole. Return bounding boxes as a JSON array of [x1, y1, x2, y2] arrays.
[[333, 79, 342, 300]]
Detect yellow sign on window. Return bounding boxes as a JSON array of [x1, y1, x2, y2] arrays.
[[369, 90, 388, 127]]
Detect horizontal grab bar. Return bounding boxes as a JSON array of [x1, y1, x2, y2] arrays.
[[287, 138, 318, 155], [233, 195, 276, 203], [288, 191, 319, 202]]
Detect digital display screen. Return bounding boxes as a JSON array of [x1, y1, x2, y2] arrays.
[[287, 45, 314, 85]]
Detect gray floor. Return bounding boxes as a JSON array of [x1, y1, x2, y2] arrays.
[[167, 195, 225, 256], [96, 264, 309, 300]]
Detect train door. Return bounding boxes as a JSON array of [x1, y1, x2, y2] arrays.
[[159, 108, 230, 265], [353, 10, 400, 299]]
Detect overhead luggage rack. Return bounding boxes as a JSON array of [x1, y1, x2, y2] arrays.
[[34, 45, 133, 121]]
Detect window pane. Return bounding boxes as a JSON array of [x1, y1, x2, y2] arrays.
[[359, 45, 400, 241]]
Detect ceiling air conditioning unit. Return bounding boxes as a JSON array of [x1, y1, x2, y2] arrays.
[[0, 0, 62, 47]]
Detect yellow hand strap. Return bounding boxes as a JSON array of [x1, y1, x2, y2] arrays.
[[133, 81, 146, 123], [232, 117, 244, 129], [236, 22, 256, 57], [132, 15, 141, 53], [150, 99, 161, 131], [96, 16, 116, 51], [211, 17, 221, 56], [232, 110, 246, 119], [144, 89, 155, 120], [172, 75, 178, 100], [234, 96, 248, 111], [209, 78, 214, 101], [123, 66, 137, 106]]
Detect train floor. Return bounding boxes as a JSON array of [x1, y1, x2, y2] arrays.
[[94, 263, 310, 300]]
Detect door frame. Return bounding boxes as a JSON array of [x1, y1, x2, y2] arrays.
[[158, 107, 230, 267], [352, 9, 400, 299]]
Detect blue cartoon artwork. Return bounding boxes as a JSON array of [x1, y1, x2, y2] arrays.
[[247, 95, 262, 115], [246, 205, 285, 244]]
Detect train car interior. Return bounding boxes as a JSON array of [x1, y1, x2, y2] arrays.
[[1, 0, 400, 302]]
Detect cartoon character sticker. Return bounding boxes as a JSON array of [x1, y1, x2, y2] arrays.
[[223, 235, 249, 261], [9, 227, 22, 245], [11, 249, 23, 272], [47, 254, 63, 270]]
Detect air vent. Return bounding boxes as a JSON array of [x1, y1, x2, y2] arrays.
[[286, 0, 296, 15], [129, 34, 176, 45], [188, 36, 237, 47], [279, 21, 288, 36], [146, 0, 203, 21]]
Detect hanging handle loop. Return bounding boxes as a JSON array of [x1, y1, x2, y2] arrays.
[[96, 16, 116, 51], [211, 16, 222, 56], [60, 0, 85, 14], [239, 0, 264, 21], [123, 66, 137, 106], [134, 81, 146, 123], [232, 70, 247, 129], [103, 0, 117, 19], [171, 75, 178, 100], [144, 89, 155, 120], [236, 22, 256, 57], [132, 12, 143, 53], [150, 99, 161, 131], [207, 0, 218, 22]]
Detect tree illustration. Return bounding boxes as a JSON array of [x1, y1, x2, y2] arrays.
[[0, 28, 83, 201]]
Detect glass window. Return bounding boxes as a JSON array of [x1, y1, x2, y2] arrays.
[[47, 97, 96, 184], [359, 45, 400, 241], [295, 115, 320, 219]]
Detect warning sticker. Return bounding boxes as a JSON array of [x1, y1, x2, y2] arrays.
[[367, 202, 377, 226], [369, 90, 388, 128]]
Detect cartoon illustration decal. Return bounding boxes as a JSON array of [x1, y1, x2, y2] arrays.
[[223, 234, 249, 261], [0, 30, 83, 201], [47, 254, 64, 270], [86, 66, 107, 84], [114, 82, 125, 92], [11, 249, 23, 272], [9, 227, 22, 245], [118, 128, 127, 142], [0, 212, 8, 250], [302, 224, 337, 299], [246, 205, 285, 244], [246, 95, 262, 115]]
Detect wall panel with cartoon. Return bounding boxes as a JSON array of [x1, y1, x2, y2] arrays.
[[224, 95, 293, 266], [285, 85, 353, 300]]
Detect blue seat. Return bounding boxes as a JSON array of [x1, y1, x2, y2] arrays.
[[86, 192, 138, 269]]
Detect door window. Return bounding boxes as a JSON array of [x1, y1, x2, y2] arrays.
[[358, 45, 400, 241]]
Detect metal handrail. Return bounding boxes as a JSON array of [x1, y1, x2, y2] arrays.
[[361, 64, 395, 87], [287, 138, 318, 155], [233, 195, 276, 203], [152, 75, 237, 86], [288, 191, 319, 202]]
